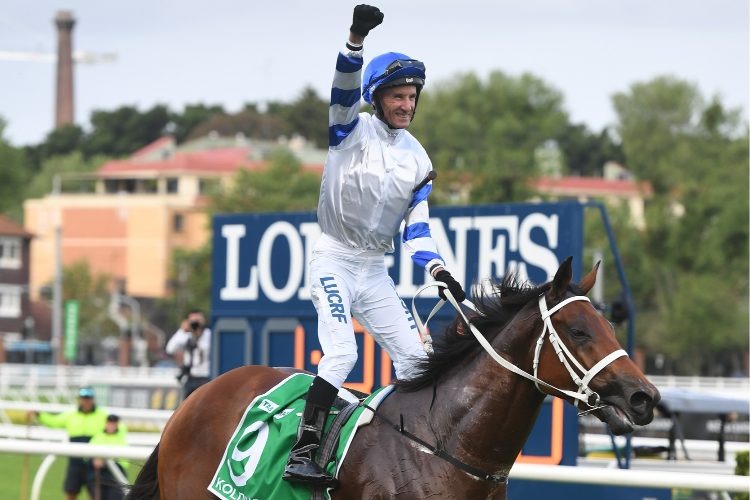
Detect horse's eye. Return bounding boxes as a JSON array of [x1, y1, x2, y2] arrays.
[[570, 328, 587, 338]]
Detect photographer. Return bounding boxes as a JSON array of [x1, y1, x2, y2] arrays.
[[165, 309, 211, 399]]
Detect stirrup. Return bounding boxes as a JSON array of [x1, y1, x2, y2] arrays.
[[283, 457, 339, 488]]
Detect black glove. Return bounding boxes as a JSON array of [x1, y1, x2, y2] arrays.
[[435, 270, 466, 302], [350, 4, 384, 37]]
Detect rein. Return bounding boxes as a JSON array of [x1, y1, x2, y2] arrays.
[[411, 282, 627, 414]]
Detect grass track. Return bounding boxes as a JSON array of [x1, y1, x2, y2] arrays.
[[0, 452, 144, 499]]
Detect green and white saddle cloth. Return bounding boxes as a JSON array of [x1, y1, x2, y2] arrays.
[[208, 373, 393, 500]]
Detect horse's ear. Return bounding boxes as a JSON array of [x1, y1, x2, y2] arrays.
[[549, 256, 573, 298], [578, 260, 601, 296]]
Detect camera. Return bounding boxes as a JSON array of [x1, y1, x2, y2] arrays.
[[189, 320, 201, 331]]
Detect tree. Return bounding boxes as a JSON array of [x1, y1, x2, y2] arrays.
[[82, 104, 170, 158], [62, 260, 119, 338], [611, 76, 749, 375], [555, 124, 626, 177], [160, 243, 212, 329], [0, 117, 31, 221], [187, 108, 289, 142], [265, 86, 329, 148], [25, 151, 110, 201], [612, 76, 702, 194], [208, 148, 321, 214], [170, 104, 225, 143], [408, 71, 569, 203]]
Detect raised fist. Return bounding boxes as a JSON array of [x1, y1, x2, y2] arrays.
[[351, 4, 384, 37]]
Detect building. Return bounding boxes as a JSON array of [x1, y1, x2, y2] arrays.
[[0, 215, 52, 363], [532, 162, 653, 229], [0, 215, 33, 333], [24, 134, 326, 301]]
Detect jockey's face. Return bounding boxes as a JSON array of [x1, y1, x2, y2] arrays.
[[378, 85, 417, 129]]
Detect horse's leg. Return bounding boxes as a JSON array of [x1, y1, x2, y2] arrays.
[[157, 366, 291, 500]]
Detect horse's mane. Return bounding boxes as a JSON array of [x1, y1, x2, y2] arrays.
[[396, 271, 584, 392]]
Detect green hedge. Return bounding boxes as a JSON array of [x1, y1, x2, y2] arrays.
[[735, 450, 749, 500]]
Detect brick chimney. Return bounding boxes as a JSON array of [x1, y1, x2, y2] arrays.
[[55, 11, 76, 128]]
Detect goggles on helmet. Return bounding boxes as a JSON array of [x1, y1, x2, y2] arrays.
[[363, 59, 426, 94]]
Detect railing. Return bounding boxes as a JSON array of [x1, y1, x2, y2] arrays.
[[0, 423, 160, 446], [0, 438, 746, 495], [0, 400, 173, 430], [0, 363, 180, 404], [0, 439, 154, 500], [509, 462, 748, 493], [2, 364, 746, 400], [648, 375, 750, 399]]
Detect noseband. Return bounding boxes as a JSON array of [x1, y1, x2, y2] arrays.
[[413, 283, 627, 415]]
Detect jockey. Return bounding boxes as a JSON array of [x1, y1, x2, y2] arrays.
[[283, 4, 466, 487]]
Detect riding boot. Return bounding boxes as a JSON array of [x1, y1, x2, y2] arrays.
[[282, 376, 339, 487]]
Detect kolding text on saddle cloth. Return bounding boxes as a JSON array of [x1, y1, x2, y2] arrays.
[[208, 373, 393, 500]]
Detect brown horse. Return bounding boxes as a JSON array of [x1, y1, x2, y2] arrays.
[[127, 257, 659, 500]]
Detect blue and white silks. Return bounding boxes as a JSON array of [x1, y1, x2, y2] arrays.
[[317, 44, 445, 273]]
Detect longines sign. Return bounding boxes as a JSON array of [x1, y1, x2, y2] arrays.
[[211, 202, 584, 317]]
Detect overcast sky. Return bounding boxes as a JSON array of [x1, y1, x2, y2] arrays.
[[1, 0, 747, 146]]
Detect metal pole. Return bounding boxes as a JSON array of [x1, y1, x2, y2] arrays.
[[119, 295, 143, 366], [52, 175, 63, 365], [585, 203, 635, 468]]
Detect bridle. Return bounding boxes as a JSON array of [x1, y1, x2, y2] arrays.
[[412, 282, 628, 416]]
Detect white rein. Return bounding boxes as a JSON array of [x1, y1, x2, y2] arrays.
[[411, 282, 627, 415]]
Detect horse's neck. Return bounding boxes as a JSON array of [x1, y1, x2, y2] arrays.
[[432, 318, 547, 477]]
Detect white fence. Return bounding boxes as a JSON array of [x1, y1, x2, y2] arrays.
[[0, 439, 154, 500], [648, 375, 750, 400], [0, 363, 180, 403], [0, 400, 173, 431], [0, 423, 161, 446], [1, 363, 747, 402], [0, 438, 746, 494], [509, 462, 749, 493]]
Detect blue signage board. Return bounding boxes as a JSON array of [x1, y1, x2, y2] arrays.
[[210, 201, 585, 398], [211, 201, 584, 318]]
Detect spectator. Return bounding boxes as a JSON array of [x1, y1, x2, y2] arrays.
[[27, 387, 108, 500], [166, 308, 212, 399], [87, 414, 128, 500]]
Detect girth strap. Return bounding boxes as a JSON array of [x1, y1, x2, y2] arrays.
[[359, 402, 508, 484], [310, 400, 362, 500]]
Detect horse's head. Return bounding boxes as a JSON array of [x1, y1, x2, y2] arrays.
[[535, 257, 660, 435]]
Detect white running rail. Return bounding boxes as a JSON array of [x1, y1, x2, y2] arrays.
[[0, 400, 174, 430], [509, 463, 749, 493], [0, 438, 155, 500], [648, 376, 749, 400], [0, 363, 180, 404], [0, 439, 746, 494]]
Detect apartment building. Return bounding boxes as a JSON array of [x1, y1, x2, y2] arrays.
[[24, 134, 326, 300]]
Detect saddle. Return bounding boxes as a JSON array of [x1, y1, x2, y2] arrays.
[[209, 374, 393, 500]]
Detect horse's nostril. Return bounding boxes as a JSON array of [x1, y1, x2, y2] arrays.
[[630, 391, 653, 410]]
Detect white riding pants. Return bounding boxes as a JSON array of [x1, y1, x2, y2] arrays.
[[311, 234, 427, 389]]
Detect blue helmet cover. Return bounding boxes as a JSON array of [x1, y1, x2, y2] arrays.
[[362, 52, 426, 105]]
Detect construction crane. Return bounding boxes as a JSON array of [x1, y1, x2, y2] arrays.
[[0, 49, 117, 64]]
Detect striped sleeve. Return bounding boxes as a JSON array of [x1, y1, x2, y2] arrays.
[[402, 182, 445, 272], [329, 44, 364, 149]]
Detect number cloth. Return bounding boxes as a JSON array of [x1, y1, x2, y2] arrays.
[[208, 373, 392, 500]]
